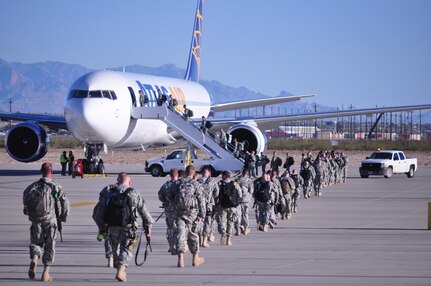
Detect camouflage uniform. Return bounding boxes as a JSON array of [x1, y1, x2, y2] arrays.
[[313, 160, 324, 196], [280, 175, 295, 218], [253, 178, 274, 228], [198, 176, 219, 238], [238, 175, 254, 233], [158, 179, 180, 251], [94, 184, 154, 268], [174, 177, 205, 255], [217, 178, 242, 238], [300, 165, 314, 198], [341, 154, 349, 183], [92, 184, 115, 260], [23, 177, 69, 267], [291, 173, 303, 211], [271, 176, 283, 220]]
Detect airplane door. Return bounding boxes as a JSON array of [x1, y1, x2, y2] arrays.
[[128, 87, 137, 107]]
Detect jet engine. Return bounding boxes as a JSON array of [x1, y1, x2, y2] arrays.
[[227, 122, 267, 154], [5, 122, 49, 163]]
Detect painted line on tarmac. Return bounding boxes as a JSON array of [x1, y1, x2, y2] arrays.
[[70, 201, 96, 207]]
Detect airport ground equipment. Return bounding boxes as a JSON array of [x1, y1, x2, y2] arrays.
[[359, 150, 417, 178]]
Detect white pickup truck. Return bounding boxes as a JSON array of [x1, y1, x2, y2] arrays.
[[359, 150, 417, 178], [145, 149, 241, 177]]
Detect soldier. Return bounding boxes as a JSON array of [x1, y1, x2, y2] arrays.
[[218, 171, 242, 246], [92, 182, 117, 268], [158, 168, 181, 255], [249, 151, 257, 177], [280, 171, 295, 219], [270, 170, 283, 228], [340, 152, 349, 183], [300, 161, 314, 199], [261, 152, 269, 174], [174, 165, 205, 268], [198, 167, 219, 247], [283, 152, 295, 174], [23, 162, 69, 282], [290, 169, 303, 213], [238, 169, 254, 235], [313, 157, 324, 197], [94, 172, 153, 282], [253, 171, 274, 232]]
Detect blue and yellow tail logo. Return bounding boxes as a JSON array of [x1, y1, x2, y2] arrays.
[[184, 0, 204, 82]]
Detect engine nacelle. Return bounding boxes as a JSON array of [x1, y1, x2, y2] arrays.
[[227, 122, 267, 154], [5, 121, 49, 163]]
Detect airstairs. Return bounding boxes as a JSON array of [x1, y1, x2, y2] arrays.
[[132, 105, 245, 171]]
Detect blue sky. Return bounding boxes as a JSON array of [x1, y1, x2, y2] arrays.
[[0, 0, 430, 108]]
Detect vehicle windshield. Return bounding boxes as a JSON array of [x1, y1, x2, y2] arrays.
[[369, 152, 392, 160]]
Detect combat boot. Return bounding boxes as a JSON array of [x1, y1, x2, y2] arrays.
[[41, 266, 53, 282], [28, 256, 38, 279], [192, 253, 205, 267], [244, 227, 251, 235], [202, 236, 209, 248], [107, 257, 114, 268], [234, 227, 240, 236], [287, 213, 292, 220], [208, 233, 215, 242], [226, 236, 232, 246], [177, 253, 185, 268], [263, 224, 269, 232], [169, 245, 177, 255], [116, 265, 127, 282], [220, 233, 226, 245]]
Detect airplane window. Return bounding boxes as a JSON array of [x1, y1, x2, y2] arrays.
[[68, 90, 89, 99], [110, 91, 118, 100], [89, 90, 102, 98], [102, 90, 111, 99]]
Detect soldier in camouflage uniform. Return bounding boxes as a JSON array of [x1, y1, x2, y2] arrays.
[[279, 171, 295, 219], [270, 170, 283, 228], [158, 168, 181, 255], [340, 152, 349, 183], [313, 157, 324, 197], [238, 169, 254, 235], [94, 172, 153, 282], [174, 165, 205, 268], [23, 162, 69, 282], [92, 183, 116, 268], [290, 169, 303, 213], [198, 167, 219, 247], [253, 171, 274, 232], [300, 161, 314, 199], [218, 171, 242, 246]]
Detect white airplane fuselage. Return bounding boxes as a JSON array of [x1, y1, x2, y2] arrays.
[[64, 70, 211, 148]]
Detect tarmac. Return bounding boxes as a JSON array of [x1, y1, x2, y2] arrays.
[[0, 163, 430, 285]]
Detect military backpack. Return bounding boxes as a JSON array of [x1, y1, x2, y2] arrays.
[[104, 188, 134, 227], [24, 179, 55, 218], [175, 180, 196, 214], [218, 181, 240, 208], [254, 180, 271, 203]]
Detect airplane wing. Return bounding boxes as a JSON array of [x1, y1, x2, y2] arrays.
[[0, 112, 67, 130], [212, 94, 316, 112], [207, 104, 431, 130]]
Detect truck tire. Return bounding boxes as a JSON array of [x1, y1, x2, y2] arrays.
[[406, 166, 415, 178], [384, 167, 393, 178], [360, 174, 369, 178], [150, 165, 163, 177]]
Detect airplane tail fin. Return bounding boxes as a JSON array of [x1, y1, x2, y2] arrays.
[[184, 0, 204, 82]]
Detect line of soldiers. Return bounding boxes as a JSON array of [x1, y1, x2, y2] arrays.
[[22, 151, 348, 282]]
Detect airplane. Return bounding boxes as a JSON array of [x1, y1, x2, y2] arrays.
[[1, 0, 431, 164]]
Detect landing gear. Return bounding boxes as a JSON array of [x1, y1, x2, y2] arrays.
[[84, 144, 105, 174]]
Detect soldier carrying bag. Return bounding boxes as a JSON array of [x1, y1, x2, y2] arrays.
[[104, 188, 134, 227]]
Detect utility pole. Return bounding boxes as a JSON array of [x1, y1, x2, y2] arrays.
[[8, 98, 13, 127], [313, 102, 317, 139]]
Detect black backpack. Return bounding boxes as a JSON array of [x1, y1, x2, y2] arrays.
[[104, 188, 134, 227], [219, 181, 239, 208], [254, 181, 271, 203], [288, 156, 294, 165]]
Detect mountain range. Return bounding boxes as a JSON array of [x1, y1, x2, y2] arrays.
[[0, 58, 430, 123]]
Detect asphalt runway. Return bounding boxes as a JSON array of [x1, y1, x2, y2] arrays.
[[0, 163, 430, 285]]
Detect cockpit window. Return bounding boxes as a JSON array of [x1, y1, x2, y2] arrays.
[[68, 89, 118, 100], [89, 90, 102, 98]]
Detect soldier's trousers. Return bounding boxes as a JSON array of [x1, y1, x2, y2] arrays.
[[234, 205, 242, 231], [175, 216, 200, 254], [108, 226, 136, 267], [314, 176, 323, 194], [240, 202, 250, 229], [29, 220, 57, 266], [280, 194, 291, 214], [104, 236, 113, 258], [303, 180, 312, 196], [256, 201, 272, 226], [292, 191, 299, 209], [165, 212, 177, 247], [203, 213, 216, 237], [218, 207, 237, 237]]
